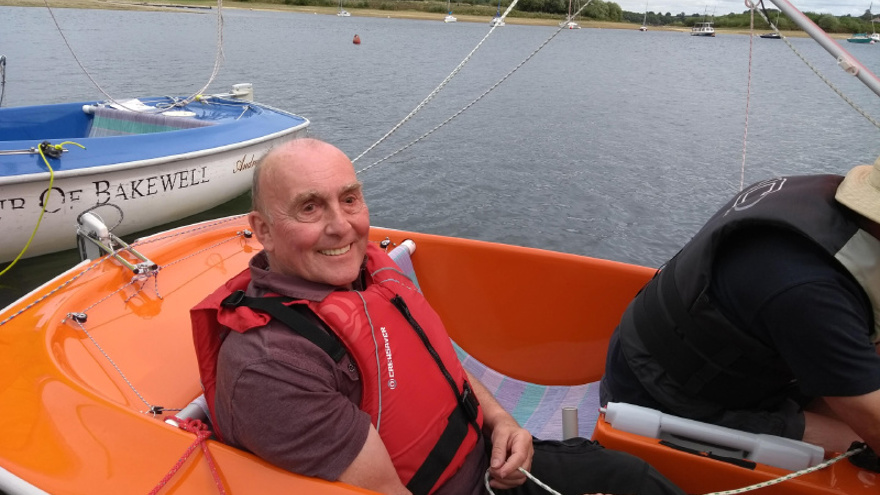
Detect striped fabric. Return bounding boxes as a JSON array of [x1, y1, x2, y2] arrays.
[[387, 243, 601, 440], [88, 106, 213, 137]]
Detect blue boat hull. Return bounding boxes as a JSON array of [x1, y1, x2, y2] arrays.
[[0, 96, 309, 262]]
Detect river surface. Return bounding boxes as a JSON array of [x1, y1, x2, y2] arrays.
[[2, 5, 880, 306]]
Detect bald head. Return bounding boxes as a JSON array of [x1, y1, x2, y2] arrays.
[[246, 138, 370, 286], [251, 138, 355, 218]]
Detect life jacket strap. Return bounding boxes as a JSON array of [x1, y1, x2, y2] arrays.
[[406, 406, 473, 495], [221, 291, 347, 362]]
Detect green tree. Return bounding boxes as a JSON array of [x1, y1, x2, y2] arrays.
[[815, 13, 840, 32]]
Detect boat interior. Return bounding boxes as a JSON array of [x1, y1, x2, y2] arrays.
[[0, 218, 875, 493]]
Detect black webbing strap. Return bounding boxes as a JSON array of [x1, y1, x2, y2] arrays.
[[222, 290, 347, 362], [658, 440, 757, 470], [390, 294, 481, 495], [406, 407, 472, 495]]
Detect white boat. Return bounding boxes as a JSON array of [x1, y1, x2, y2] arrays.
[[559, 0, 580, 29], [0, 84, 310, 263], [490, 0, 504, 26], [444, 0, 456, 22], [691, 7, 715, 36], [639, 1, 648, 31], [691, 21, 715, 36], [337, 0, 350, 17]]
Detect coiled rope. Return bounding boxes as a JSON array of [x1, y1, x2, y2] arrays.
[[355, 0, 596, 175], [483, 444, 868, 495], [41, 0, 225, 112]]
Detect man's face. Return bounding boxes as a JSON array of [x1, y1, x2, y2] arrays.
[[249, 141, 370, 288]]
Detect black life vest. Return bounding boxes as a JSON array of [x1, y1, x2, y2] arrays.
[[622, 175, 877, 407]]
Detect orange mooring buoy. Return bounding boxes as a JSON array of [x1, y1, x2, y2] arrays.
[[353, 34, 361, 45]]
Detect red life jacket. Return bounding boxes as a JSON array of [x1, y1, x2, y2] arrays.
[[190, 244, 483, 494]]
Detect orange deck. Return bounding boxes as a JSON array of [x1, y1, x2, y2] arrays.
[[0, 216, 874, 494]]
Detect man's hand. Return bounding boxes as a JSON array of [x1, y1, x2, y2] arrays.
[[486, 418, 534, 489]]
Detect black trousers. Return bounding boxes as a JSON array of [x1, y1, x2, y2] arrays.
[[495, 437, 686, 495]]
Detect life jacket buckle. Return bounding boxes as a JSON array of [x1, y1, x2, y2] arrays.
[[460, 381, 480, 423], [222, 290, 246, 307]]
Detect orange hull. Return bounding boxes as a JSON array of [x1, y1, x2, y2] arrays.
[[0, 216, 875, 493]]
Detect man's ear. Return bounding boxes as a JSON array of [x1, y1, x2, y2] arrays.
[[248, 211, 273, 252]]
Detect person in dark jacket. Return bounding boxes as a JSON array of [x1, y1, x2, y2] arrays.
[[600, 165, 880, 457]]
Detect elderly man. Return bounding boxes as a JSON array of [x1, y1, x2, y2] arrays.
[[192, 138, 685, 495]]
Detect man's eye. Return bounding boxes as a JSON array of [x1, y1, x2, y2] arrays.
[[342, 195, 364, 211], [295, 203, 322, 222]]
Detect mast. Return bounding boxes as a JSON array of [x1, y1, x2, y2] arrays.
[[766, 0, 880, 98]]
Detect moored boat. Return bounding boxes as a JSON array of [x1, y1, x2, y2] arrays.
[[691, 21, 715, 36], [0, 85, 309, 263], [847, 32, 879, 43]]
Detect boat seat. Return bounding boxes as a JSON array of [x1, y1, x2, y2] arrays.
[[387, 242, 602, 440], [86, 104, 214, 137]]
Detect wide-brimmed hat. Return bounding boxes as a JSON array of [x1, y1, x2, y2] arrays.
[[836, 157, 880, 225]]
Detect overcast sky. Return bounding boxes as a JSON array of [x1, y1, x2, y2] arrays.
[[610, 1, 871, 17]]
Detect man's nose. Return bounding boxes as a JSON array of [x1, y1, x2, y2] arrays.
[[324, 203, 352, 233]]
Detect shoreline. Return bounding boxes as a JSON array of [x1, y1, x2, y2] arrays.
[[0, 0, 836, 38]]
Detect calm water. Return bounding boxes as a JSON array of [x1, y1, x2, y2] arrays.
[[2, 5, 880, 306]]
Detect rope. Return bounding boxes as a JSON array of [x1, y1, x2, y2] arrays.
[[0, 54, 6, 108], [351, 0, 522, 165], [703, 445, 867, 495], [42, 0, 225, 112], [148, 418, 227, 495], [0, 140, 85, 278], [750, 0, 880, 131], [484, 467, 561, 495], [356, 0, 596, 175], [739, 0, 755, 192], [482, 444, 867, 495]]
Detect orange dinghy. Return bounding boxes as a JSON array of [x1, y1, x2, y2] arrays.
[[0, 214, 876, 494]]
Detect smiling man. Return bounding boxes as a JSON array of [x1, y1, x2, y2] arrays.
[[191, 138, 686, 495]]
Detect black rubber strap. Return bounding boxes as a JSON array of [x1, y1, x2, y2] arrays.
[[222, 290, 346, 362], [659, 440, 757, 470], [406, 407, 471, 495]]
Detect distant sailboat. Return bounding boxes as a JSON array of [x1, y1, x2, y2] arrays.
[[847, 3, 880, 43], [444, 0, 457, 23], [690, 6, 715, 37], [490, 0, 505, 26], [639, 1, 648, 31], [337, 0, 350, 17], [559, 0, 580, 29], [760, 9, 781, 38]]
